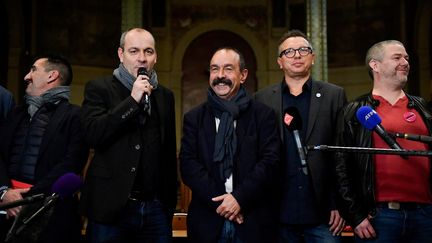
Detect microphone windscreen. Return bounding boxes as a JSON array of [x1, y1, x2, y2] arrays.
[[284, 106, 302, 131], [51, 173, 82, 198], [356, 106, 382, 130], [137, 67, 148, 76]]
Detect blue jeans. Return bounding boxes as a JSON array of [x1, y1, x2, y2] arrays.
[[218, 220, 243, 243], [355, 205, 432, 243], [278, 223, 341, 243], [87, 199, 172, 243]]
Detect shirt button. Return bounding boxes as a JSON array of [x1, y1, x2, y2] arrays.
[[298, 186, 303, 190], [134, 144, 141, 150], [131, 167, 136, 173]]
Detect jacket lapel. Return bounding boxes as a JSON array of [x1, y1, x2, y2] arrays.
[[305, 81, 322, 142], [235, 107, 248, 150], [153, 89, 167, 143], [39, 102, 68, 157], [203, 104, 216, 165], [269, 85, 283, 141]]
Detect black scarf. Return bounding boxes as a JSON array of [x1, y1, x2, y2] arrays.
[[207, 86, 251, 181]]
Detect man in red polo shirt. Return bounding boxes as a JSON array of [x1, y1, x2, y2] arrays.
[[335, 40, 432, 242]]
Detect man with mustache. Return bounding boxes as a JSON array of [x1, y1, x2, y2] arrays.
[[180, 47, 280, 243], [335, 40, 432, 242], [255, 29, 347, 242]]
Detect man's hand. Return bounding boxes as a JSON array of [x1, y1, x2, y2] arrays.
[[1, 188, 30, 218], [233, 213, 244, 224], [212, 193, 241, 222], [328, 210, 345, 235], [131, 74, 153, 103], [354, 217, 376, 239]]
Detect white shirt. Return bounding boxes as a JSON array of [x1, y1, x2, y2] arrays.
[[215, 117, 236, 193]]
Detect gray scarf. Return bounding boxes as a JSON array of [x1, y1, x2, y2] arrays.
[[24, 86, 71, 118], [113, 63, 158, 115]]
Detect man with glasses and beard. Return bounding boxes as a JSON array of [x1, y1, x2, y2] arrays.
[[255, 29, 347, 242], [180, 47, 280, 243]]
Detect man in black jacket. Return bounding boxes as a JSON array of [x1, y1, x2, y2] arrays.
[[0, 85, 14, 121], [335, 40, 432, 242], [180, 47, 280, 243], [255, 29, 346, 243], [80, 28, 177, 243], [0, 54, 88, 243]]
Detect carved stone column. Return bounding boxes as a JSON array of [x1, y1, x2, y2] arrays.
[[306, 0, 328, 82], [121, 0, 143, 31]]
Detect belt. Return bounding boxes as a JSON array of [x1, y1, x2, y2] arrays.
[[129, 191, 156, 202], [376, 202, 428, 210]]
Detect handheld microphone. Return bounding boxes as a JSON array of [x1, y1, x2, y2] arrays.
[[393, 132, 432, 144], [137, 67, 149, 105], [50, 172, 82, 199], [356, 106, 403, 150], [284, 107, 308, 175]]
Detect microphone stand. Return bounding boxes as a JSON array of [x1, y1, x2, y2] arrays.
[[0, 194, 45, 210], [307, 145, 432, 157], [5, 194, 58, 242]]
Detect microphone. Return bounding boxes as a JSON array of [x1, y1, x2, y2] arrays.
[[137, 67, 149, 105], [5, 173, 82, 241], [307, 145, 432, 156], [393, 132, 432, 144], [284, 106, 308, 175], [50, 172, 82, 199], [15, 173, 82, 233], [356, 106, 403, 150], [0, 194, 45, 210]]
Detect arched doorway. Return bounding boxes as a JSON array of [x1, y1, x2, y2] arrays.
[[181, 30, 257, 115]]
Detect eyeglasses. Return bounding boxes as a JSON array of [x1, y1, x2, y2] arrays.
[[279, 47, 313, 58]]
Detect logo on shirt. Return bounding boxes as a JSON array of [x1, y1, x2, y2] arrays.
[[403, 111, 416, 123]]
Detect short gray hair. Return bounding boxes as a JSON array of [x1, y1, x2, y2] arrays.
[[119, 28, 154, 49], [365, 40, 404, 79]]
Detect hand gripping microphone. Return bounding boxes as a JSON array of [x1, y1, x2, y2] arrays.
[[284, 107, 308, 175], [356, 106, 403, 150], [137, 67, 149, 105]]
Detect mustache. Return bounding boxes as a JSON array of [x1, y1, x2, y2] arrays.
[[211, 78, 233, 86]]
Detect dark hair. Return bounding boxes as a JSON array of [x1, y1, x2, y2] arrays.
[[36, 54, 73, 86], [212, 47, 247, 71], [278, 29, 313, 52]]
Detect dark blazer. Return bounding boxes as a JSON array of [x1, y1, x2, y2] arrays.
[[0, 85, 14, 121], [80, 75, 177, 223], [180, 100, 280, 243], [0, 100, 89, 243], [255, 79, 347, 218], [0, 100, 88, 194]]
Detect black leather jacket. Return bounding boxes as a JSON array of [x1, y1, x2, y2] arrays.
[[334, 92, 432, 227]]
